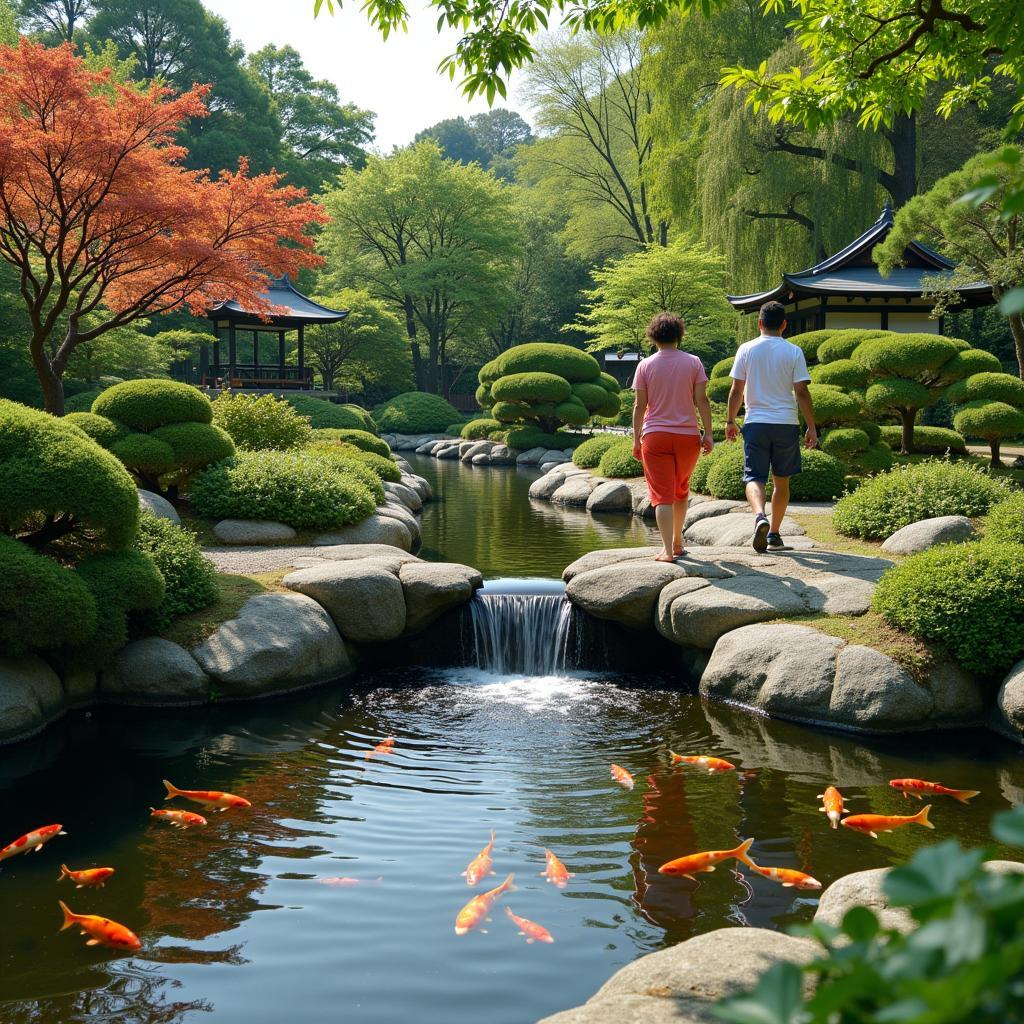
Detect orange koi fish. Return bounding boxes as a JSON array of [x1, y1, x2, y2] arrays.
[[0, 824, 65, 863], [505, 906, 554, 944], [150, 808, 207, 829], [462, 831, 496, 886], [817, 786, 845, 829], [841, 805, 933, 839], [610, 764, 635, 790], [540, 848, 574, 888], [365, 737, 395, 760], [316, 876, 383, 887], [454, 873, 515, 936], [659, 837, 754, 880], [889, 779, 979, 805], [163, 780, 251, 812], [59, 901, 140, 951], [747, 863, 822, 890], [670, 752, 736, 773], [58, 864, 115, 889]]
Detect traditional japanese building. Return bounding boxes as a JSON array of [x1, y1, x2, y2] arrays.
[[201, 276, 347, 391], [727, 201, 994, 335]]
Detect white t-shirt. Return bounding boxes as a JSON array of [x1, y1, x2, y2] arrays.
[[730, 335, 811, 425]]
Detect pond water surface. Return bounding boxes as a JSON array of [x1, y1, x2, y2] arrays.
[[0, 457, 1021, 1024]]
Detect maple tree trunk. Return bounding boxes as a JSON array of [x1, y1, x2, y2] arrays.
[[1009, 311, 1024, 379], [30, 336, 66, 416]]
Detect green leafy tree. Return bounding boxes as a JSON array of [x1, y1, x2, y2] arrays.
[[948, 371, 1024, 466], [65, 319, 176, 382], [318, 141, 519, 394], [18, 0, 87, 40], [416, 109, 533, 180], [415, 117, 489, 167], [246, 43, 374, 193]]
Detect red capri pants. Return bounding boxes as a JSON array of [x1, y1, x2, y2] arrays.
[[641, 431, 701, 507]]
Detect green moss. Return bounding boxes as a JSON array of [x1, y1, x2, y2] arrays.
[[375, 392, 461, 434], [92, 380, 213, 431]]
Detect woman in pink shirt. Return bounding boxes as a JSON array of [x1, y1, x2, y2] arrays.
[[631, 313, 714, 562]]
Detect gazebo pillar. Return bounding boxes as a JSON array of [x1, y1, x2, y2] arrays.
[[228, 323, 237, 384], [253, 330, 259, 368], [297, 324, 305, 375], [278, 330, 286, 375]]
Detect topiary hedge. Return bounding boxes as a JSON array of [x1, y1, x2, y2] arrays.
[[310, 428, 391, 458], [486, 342, 602, 382], [375, 392, 461, 434], [285, 395, 374, 431], [93, 380, 213, 431], [150, 421, 235, 471], [710, 357, 734, 379], [309, 441, 401, 483], [873, 541, 1024, 673], [810, 359, 870, 389], [833, 460, 1011, 539], [705, 444, 846, 501], [690, 443, 729, 494], [212, 392, 313, 451], [821, 427, 871, 458], [63, 388, 104, 413], [191, 450, 379, 529], [877, 425, 966, 454], [504, 427, 582, 452], [813, 329, 887, 364], [64, 412, 130, 448], [706, 376, 733, 403], [461, 418, 503, 440], [491, 371, 572, 404], [573, 434, 627, 468], [986, 493, 1024, 545], [597, 439, 644, 479], [339, 403, 378, 433], [948, 371, 1024, 467]]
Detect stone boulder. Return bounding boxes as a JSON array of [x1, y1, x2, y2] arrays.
[[881, 515, 977, 555], [995, 659, 1024, 741], [685, 512, 807, 548], [437, 444, 461, 460], [461, 440, 495, 462], [551, 475, 598, 506], [683, 499, 744, 528], [384, 481, 422, 512], [377, 501, 421, 543], [0, 656, 65, 744], [311, 544, 421, 571], [566, 562, 689, 629], [401, 474, 432, 501], [138, 488, 180, 525], [313, 513, 412, 552], [283, 559, 407, 642], [213, 519, 297, 545], [516, 446, 548, 466], [101, 638, 210, 705], [400, 561, 483, 634], [529, 472, 566, 500], [489, 444, 516, 466], [192, 593, 352, 697], [586, 480, 633, 513]]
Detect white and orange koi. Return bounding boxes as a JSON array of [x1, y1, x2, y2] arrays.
[[454, 873, 515, 935], [316, 876, 383, 887], [610, 764, 635, 790], [150, 808, 207, 829], [841, 805, 933, 839], [505, 906, 554, 944], [0, 824, 65, 863], [817, 786, 845, 829], [163, 780, 251, 812], [58, 864, 115, 888], [889, 779, 979, 804], [670, 753, 736, 773], [462, 831, 496, 886], [540, 848, 574, 888], [59, 901, 140, 951], [365, 737, 395, 760], [747, 863, 822, 890], [659, 838, 755, 880]]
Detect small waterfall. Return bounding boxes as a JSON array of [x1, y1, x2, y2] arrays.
[[468, 580, 576, 676]]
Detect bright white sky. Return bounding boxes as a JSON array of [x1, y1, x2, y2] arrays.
[[204, 0, 531, 151]]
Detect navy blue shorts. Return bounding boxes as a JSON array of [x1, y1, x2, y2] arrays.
[[742, 423, 802, 483]]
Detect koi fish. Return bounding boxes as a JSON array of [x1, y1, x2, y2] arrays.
[[150, 808, 207, 829], [659, 837, 755, 880], [0, 824, 65, 863], [747, 863, 822, 890], [540, 848, 574, 888], [670, 752, 736, 773], [610, 764, 635, 790], [462, 831, 496, 886], [841, 805, 933, 839], [163, 780, 251, 812], [58, 864, 115, 888], [817, 786, 845, 829], [454, 873, 515, 935], [505, 906, 554, 944], [889, 779, 979, 805], [59, 901, 140, 951], [365, 737, 395, 760], [316, 876, 383, 887]]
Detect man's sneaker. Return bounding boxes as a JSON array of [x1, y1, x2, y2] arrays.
[[767, 532, 787, 550], [752, 515, 769, 553]]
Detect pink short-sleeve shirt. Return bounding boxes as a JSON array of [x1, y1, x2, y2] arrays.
[[632, 349, 708, 436]]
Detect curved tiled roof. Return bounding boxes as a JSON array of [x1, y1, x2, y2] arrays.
[[209, 276, 348, 325]]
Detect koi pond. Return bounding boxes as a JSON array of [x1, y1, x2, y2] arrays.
[[1, 457, 1021, 1024]]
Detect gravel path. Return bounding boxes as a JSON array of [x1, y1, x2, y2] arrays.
[[203, 545, 329, 574]]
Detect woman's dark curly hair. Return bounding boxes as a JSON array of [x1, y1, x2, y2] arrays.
[[646, 312, 685, 345]]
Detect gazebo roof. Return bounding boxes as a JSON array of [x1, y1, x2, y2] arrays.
[[208, 276, 348, 329], [727, 201, 993, 312]]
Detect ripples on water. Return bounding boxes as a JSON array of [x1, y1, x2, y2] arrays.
[[1, 669, 1020, 1024]]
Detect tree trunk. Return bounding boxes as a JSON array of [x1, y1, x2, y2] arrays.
[[1009, 311, 1024, 379], [30, 339, 65, 415], [991, 438, 1002, 468], [402, 295, 425, 391], [900, 409, 915, 454], [883, 115, 917, 207]]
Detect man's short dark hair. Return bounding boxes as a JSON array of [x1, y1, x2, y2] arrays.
[[646, 312, 685, 345], [759, 301, 786, 331]]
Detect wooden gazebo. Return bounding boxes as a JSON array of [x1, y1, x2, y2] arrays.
[[201, 277, 347, 390], [727, 202, 994, 335]]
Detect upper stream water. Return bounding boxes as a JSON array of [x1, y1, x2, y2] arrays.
[[0, 455, 1020, 1024]]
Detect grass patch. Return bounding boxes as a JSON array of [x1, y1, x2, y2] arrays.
[[159, 569, 290, 650], [790, 514, 898, 559]]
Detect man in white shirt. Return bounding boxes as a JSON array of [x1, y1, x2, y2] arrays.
[[725, 300, 818, 553]]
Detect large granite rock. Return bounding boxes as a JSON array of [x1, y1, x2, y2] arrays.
[[586, 480, 633, 513], [400, 561, 483, 634], [213, 519, 297, 545], [192, 593, 352, 697], [685, 512, 807, 548], [309, 543, 420, 571], [283, 559, 407, 642], [101, 638, 210, 705], [567, 562, 690, 629], [683, 499, 744, 528], [377, 501, 421, 543], [551, 476, 598, 506], [881, 515, 977, 555], [401, 474, 432, 501], [138, 488, 180, 525], [0, 656, 65, 744], [384, 481, 422, 512], [995, 659, 1024, 741], [489, 444, 516, 465], [313, 513, 413, 552], [530, 472, 566, 500], [516, 446, 548, 466]]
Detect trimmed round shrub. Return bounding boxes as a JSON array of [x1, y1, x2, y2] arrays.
[[944, 348, 1003, 379], [64, 389, 104, 413], [598, 439, 644, 478], [446, 422, 467, 436], [211, 392, 313, 451], [987, 493, 1024, 545], [865, 378, 932, 414], [304, 446, 386, 503], [479, 359, 501, 385], [505, 427, 581, 451], [491, 371, 572, 404], [571, 381, 612, 411], [489, 342, 601, 383], [861, 420, 882, 444], [312, 443, 401, 483], [555, 399, 591, 426], [573, 434, 627, 468], [64, 412, 129, 448], [308, 428, 390, 458], [815, 329, 887, 364], [808, 383, 863, 426], [853, 334, 961, 376], [851, 441, 894, 473], [191, 450, 378, 530], [690, 443, 731, 494], [954, 400, 1024, 438], [947, 372, 1024, 407], [711, 357, 734, 379], [597, 372, 621, 392], [133, 512, 217, 629], [811, 359, 870, 389], [878, 425, 966, 454], [706, 444, 846, 500], [150, 422, 235, 471], [492, 399, 526, 423], [475, 382, 493, 406], [339, 403, 378, 433], [833, 460, 1011, 539], [787, 330, 829, 362], [375, 392, 461, 434], [0, 533, 97, 655], [707, 376, 733, 403], [285, 395, 368, 431], [110, 433, 176, 477], [873, 542, 1024, 674], [821, 427, 871, 458], [461, 418, 503, 440], [92, 380, 213, 431]]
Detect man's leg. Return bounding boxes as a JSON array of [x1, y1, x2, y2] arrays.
[[746, 480, 767, 517], [769, 475, 790, 532], [742, 425, 771, 552]]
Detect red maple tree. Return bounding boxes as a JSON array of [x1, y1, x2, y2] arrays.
[[0, 40, 328, 414]]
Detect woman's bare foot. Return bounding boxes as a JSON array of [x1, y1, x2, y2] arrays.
[[674, 547, 685, 558], [655, 553, 675, 563]]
